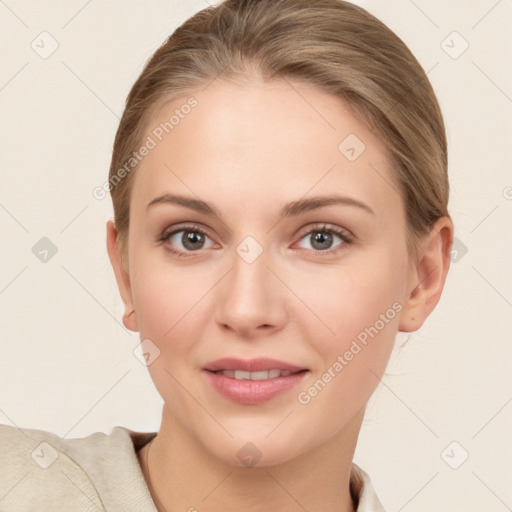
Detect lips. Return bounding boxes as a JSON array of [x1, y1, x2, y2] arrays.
[[214, 369, 296, 380], [203, 357, 309, 404], [203, 357, 306, 373]]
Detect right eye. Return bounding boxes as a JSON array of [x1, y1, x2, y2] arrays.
[[159, 224, 217, 258]]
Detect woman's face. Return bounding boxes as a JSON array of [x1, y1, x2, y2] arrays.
[[111, 78, 421, 466]]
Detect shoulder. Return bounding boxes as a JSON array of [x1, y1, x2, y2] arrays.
[[0, 423, 107, 510], [0, 423, 157, 511]]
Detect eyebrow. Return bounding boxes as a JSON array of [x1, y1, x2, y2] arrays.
[[146, 193, 375, 217]]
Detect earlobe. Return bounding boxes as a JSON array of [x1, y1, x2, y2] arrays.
[[106, 220, 139, 332], [398, 217, 454, 332], [122, 308, 138, 332]]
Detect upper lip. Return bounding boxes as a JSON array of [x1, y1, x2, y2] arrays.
[[203, 357, 307, 373]]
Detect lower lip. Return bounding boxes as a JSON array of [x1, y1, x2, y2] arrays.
[[204, 370, 308, 405]]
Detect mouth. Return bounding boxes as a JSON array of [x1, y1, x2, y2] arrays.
[[203, 357, 309, 404], [203, 356, 307, 373], [209, 369, 307, 380]]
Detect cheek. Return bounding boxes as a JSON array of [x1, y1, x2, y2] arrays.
[[293, 260, 403, 403], [130, 249, 215, 340], [294, 257, 405, 425], [129, 263, 213, 411], [294, 257, 404, 353]]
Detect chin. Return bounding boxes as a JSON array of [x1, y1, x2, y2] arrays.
[[204, 431, 309, 469]]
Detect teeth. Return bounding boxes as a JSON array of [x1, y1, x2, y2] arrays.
[[249, 370, 270, 380], [216, 369, 296, 380]]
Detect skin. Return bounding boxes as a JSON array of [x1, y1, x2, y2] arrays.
[[106, 77, 453, 512]]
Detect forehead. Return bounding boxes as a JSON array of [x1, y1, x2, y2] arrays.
[[130, 78, 402, 220]]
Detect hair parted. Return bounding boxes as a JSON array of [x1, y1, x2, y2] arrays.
[[108, 0, 450, 269]]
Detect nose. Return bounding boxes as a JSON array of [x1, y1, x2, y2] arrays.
[[213, 243, 288, 339]]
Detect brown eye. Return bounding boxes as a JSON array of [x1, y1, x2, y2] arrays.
[[309, 231, 335, 251], [295, 224, 353, 254], [179, 230, 206, 251], [161, 226, 216, 256]]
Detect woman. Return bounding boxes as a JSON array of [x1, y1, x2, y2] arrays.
[[0, 0, 453, 510]]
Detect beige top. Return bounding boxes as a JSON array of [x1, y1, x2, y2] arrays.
[[0, 423, 386, 511]]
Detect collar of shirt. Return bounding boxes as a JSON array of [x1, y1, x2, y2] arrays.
[[0, 424, 386, 511]]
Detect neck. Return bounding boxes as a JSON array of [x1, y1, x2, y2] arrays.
[[138, 406, 364, 512]]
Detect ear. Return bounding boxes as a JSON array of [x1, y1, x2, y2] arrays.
[[399, 216, 454, 332], [106, 219, 139, 332]]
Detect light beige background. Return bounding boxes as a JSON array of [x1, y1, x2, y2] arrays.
[[1, 1, 511, 510]]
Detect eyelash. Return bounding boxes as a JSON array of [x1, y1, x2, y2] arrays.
[[158, 223, 354, 259]]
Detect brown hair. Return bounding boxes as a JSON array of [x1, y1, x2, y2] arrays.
[[108, 0, 450, 269]]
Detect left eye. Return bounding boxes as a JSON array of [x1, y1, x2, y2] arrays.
[[296, 228, 349, 252]]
